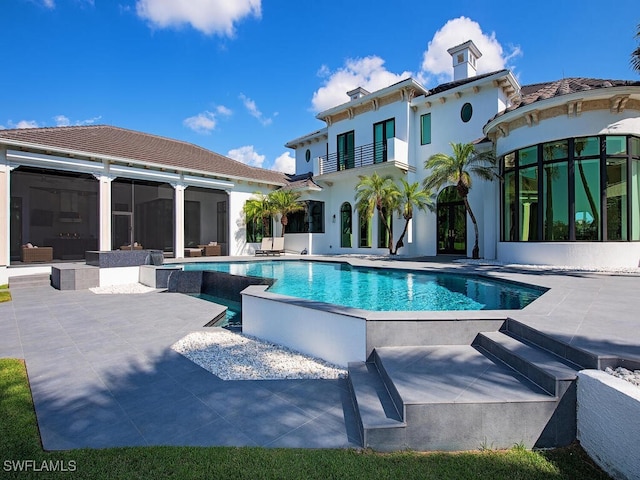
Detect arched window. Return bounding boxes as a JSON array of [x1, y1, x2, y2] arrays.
[[340, 202, 352, 247]]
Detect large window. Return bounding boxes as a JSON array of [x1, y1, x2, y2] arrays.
[[420, 113, 431, 145], [340, 202, 352, 247], [501, 135, 640, 242], [246, 214, 271, 243], [359, 211, 371, 247], [287, 201, 325, 234]]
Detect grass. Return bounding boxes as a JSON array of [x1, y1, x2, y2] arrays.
[[0, 359, 610, 480], [0, 284, 11, 303]]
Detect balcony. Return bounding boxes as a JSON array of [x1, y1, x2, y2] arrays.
[[317, 137, 414, 176]]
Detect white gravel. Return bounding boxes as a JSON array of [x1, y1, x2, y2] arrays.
[[605, 367, 640, 387], [89, 283, 157, 294], [171, 330, 347, 381]]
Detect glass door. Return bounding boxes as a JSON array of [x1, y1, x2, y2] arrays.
[[437, 187, 467, 255], [112, 212, 133, 250], [337, 131, 355, 170], [374, 118, 395, 164]]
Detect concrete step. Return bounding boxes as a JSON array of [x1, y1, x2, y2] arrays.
[[8, 274, 51, 289], [350, 345, 571, 451], [503, 318, 602, 369], [347, 361, 405, 450], [474, 330, 580, 396]]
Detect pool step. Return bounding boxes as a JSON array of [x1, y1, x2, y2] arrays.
[[347, 361, 405, 450], [348, 321, 596, 451], [8, 274, 51, 289]]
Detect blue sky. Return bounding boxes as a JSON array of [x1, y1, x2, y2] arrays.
[[2, 0, 639, 174]]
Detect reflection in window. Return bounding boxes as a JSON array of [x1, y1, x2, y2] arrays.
[[359, 211, 371, 247], [606, 158, 627, 241], [340, 202, 352, 247], [633, 160, 640, 241], [519, 166, 538, 241], [543, 162, 569, 240], [503, 170, 516, 241], [574, 159, 600, 241]]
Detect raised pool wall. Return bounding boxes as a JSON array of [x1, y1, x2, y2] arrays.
[[241, 285, 506, 367], [577, 370, 640, 480]]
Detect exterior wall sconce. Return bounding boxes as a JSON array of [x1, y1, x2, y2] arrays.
[[332, 214, 336, 223]]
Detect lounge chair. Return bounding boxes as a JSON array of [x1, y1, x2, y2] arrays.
[[255, 237, 274, 256], [271, 236, 285, 255]]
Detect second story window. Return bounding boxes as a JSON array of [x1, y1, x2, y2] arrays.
[[421, 113, 431, 145], [337, 131, 355, 170]]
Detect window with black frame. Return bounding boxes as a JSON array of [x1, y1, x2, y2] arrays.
[[501, 135, 640, 242]]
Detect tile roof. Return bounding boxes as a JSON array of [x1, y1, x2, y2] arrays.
[[426, 70, 509, 96], [502, 77, 640, 115], [281, 172, 322, 191], [0, 125, 287, 185]]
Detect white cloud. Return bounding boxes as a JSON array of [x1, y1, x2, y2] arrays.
[[53, 114, 102, 127], [135, 0, 261, 37], [239, 93, 273, 126], [310, 17, 521, 111], [272, 152, 295, 174], [311, 56, 412, 112], [183, 111, 217, 134], [419, 16, 522, 85], [12, 120, 40, 129], [42, 0, 55, 8], [216, 105, 233, 116], [183, 105, 232, 134], [54, 115, 70, 126], [227, 145, 265, 168]]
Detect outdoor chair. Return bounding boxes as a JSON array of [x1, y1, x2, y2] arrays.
[[21, 245, 53, 263], [255, 237, 273, 256]]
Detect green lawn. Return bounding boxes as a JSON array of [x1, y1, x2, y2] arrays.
[[0, 358, 610, 480], [0, 284, 10, 303]]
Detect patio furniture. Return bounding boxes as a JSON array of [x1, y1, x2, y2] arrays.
[[184, 248, 202, 257], [21, 246, 54, 263], [255, 237, 283, 256], [199, 244, 221, 256], [120, 245, 143, 250]]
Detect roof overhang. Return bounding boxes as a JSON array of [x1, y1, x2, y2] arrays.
[[1, 138, 285, 188], [483, 85, 640, 138]]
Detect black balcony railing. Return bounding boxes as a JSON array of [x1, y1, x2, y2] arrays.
[[319, 141, 388, 175]]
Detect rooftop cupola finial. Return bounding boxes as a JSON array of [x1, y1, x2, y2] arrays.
[[447, 40, 482, 81]]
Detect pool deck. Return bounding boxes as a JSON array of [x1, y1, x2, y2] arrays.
[[0, 256, 639, 450]]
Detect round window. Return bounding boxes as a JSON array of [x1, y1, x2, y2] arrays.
[[461, 103, 473, 123], [305, 149, 311, 162]]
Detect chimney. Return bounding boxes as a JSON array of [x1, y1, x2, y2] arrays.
[[447, 40, 482, 81], [347, 87, 370, 101]]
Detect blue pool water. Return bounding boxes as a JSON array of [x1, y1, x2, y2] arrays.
[[183, 260, 545, 312]]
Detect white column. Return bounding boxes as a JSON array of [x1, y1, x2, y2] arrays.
[[0, 162, 11, 272], [95, 174, 114, 251], [173, 183, 186, 258]]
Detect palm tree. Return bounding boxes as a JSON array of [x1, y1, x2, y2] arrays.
[[355, 172, 400, 255], [267, 189, 305, 236], [631, 23, 640, 73], [424, 142, 498, 259], [243, 192, 273, 241], [393, 179, 434, 254]]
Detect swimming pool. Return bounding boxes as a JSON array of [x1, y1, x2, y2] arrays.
[[183, 260, 544, 312]]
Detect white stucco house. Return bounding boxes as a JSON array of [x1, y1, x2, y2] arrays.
[[1, 40, 639, 283], [285, 40, 640, 269]]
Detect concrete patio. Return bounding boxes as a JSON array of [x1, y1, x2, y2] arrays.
[[0, 258, 639, 451]]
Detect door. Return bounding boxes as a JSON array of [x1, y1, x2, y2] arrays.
[[437, 187, 467, 255], [337, 131, 355, 170], [112, 212, 133, 249], [10, 197, 22, 261], [373, 118, 395, 164]]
